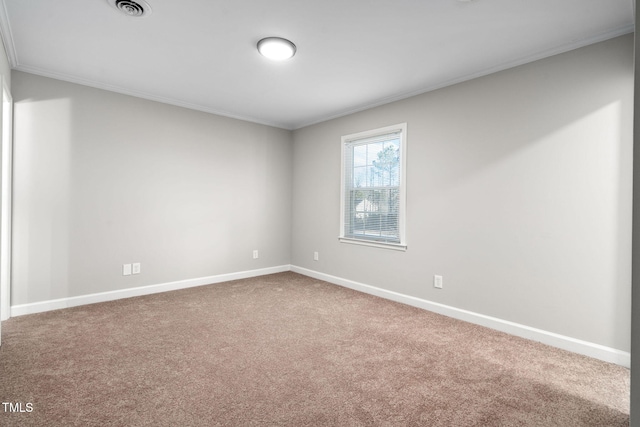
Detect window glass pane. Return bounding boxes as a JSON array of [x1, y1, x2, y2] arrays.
[[353, 166, 367, 187], [347, 183, 400, 241], [367, 165, 376, 187], [353, 144, 367, 167], [373, 144, 399, 187], [342, 125, 405, 246], [384, 139, 400, 187], [368, 142, 384, 165]]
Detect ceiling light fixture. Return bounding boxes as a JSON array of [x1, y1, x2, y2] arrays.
[[257, 37, 297, 61]]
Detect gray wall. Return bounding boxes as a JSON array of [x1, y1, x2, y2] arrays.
[[0, 30, 9, 330], [9, 35, 634, 355], [11, 71, 292, 305], [291, 34, 634, 352], [630, 5, 639, 425], [0, 38, 10, 89]]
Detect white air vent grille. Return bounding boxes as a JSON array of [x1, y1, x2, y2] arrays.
[[107, 0, 152, 17]]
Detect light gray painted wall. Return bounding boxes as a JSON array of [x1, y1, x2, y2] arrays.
[[630, 6, 639, 425], [0, 38, 10, 89], [11, 71, 292, 305], [291, 34, 634, 352], [9, 34, 634, 354], [0, 31, 8, 334]]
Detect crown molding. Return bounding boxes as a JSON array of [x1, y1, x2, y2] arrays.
[[0, 0, 17, 67], [3, 10, 634, 132], [291, 24, 635, 129], [14, 63, 294, 129]]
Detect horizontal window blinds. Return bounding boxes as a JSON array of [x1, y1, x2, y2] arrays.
[[344, 130, 402, 244]]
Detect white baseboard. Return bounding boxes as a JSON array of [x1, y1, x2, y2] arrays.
[[9, 263, 629, 368], [291, 265, 630, 368], [10, 265, 291, 317]]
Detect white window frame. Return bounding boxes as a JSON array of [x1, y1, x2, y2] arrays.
[[339, 123, 407, 251]]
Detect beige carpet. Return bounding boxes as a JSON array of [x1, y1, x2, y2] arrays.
[[0, 272, 629, 426]]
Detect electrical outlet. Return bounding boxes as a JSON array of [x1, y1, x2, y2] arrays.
[[434, 275, 443, 289], [123, 264, 132, 276], [314, 251, 319, 261], [132, 263, 141, 274], [253, 250, 259, 259]]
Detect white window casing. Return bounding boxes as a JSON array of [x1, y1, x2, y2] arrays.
[[340, 123, 407, 250]]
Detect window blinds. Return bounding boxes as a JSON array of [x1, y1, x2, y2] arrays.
[[344, 131, 401, 244]]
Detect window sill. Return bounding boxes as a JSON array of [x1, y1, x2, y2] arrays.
[[338, 237, 407, 251]]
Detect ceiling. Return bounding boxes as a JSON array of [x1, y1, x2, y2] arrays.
[[0, 0, 634, 130]]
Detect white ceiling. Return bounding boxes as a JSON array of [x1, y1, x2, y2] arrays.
[[0, 0, 634, 129]]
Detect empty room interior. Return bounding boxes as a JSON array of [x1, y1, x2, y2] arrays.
[[0, 0, 638, 425]]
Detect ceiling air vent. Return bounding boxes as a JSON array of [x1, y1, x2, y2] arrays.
[[107, 0, 152, 17]]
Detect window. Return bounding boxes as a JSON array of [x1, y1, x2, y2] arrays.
[[340, 123, 407, 250]]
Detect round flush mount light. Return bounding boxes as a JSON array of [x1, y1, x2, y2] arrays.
[[257, 37, 297, 61], [107, 0, 152, 17]]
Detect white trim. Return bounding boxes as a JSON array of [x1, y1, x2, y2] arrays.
[[0, 12, 630, 131], [290, 265, 630, 368], [0, 1, 17, 67], [338, 237, 407, 251], [340, 123, 407, 248], [291, 25, 635, 130], [0, 78, 11, 322], [9, 263, 630, 367], [12, 64, 292, 130], [10, 265, 291, 317]]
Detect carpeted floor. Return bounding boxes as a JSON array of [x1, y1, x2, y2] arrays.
[[0, 272, 630, 426]]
